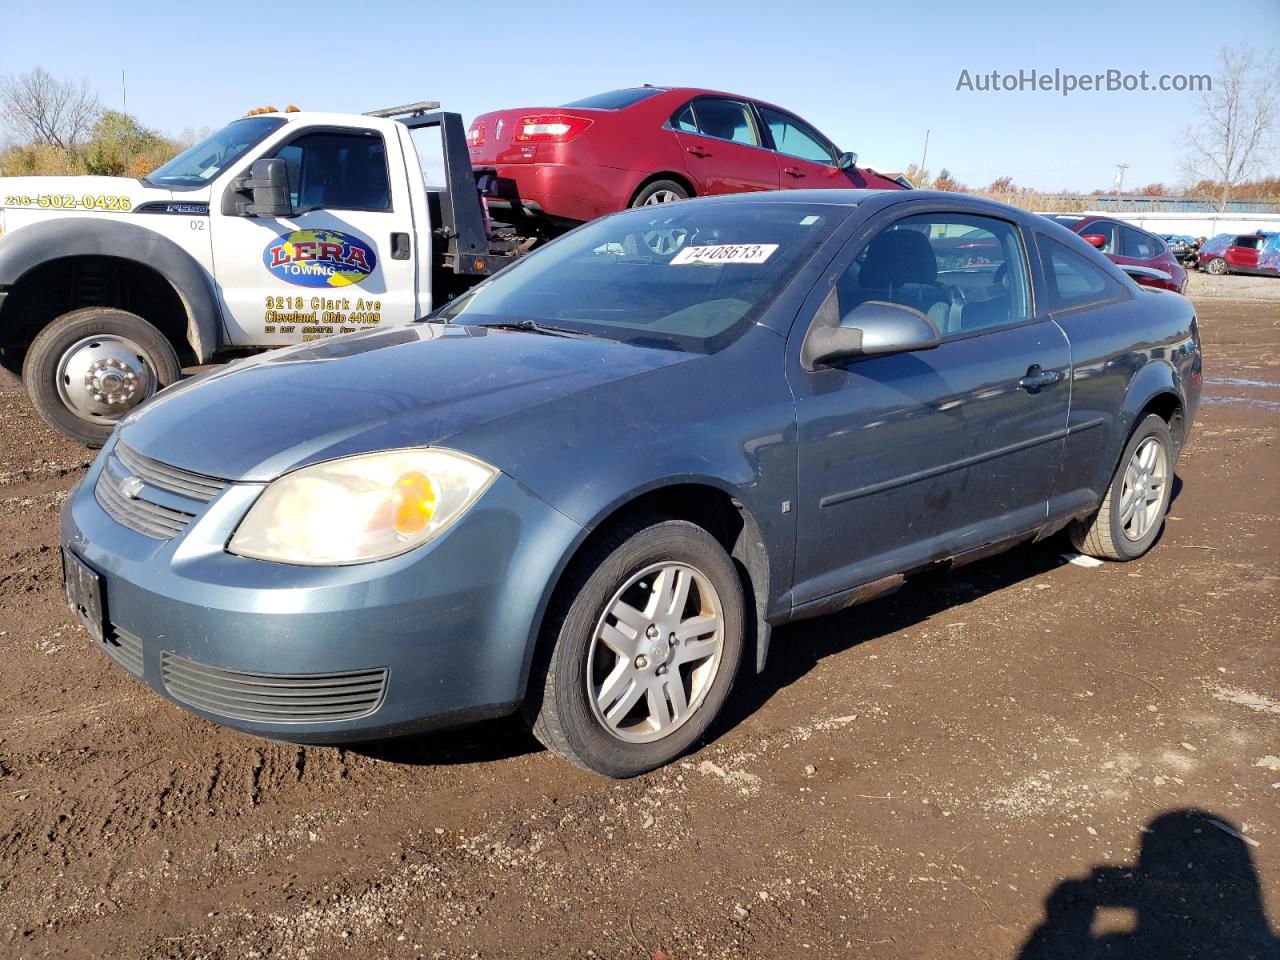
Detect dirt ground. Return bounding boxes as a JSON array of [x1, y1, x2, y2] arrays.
[[0, 292, 1277, 960]]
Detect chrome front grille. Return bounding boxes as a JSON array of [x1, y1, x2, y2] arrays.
[[160, 653, 388, 724], [96, 469, 194, 539], [94, 445, 229, 540], [114, 444, 227, 502]]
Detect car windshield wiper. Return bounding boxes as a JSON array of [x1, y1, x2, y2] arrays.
[[473, 319, 619, 342]]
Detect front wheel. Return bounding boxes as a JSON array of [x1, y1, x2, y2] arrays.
[[527, 516, 744, 778], [1206, 257, 1228, 275], [1069, 414, 1174, 561], [22, 307, 181, 447]]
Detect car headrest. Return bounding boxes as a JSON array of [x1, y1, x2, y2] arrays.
[[859, 229, 938, 287]]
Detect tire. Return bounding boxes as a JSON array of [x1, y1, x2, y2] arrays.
[[1206, 257, 1228, 275], [1069, 414, 1174, 561], [526, 515, 744, 778], [629, 179, 691, 208], [22, 307, 181, 448]]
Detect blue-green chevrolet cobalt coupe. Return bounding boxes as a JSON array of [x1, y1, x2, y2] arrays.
[[60, 190, 1201, 777]]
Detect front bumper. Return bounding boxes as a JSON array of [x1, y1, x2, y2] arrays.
[[60, 439, 584, 743]]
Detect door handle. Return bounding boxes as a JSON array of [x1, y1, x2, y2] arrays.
[[783, 166, 805, 178], [391, 232, 411, 260], [686, 146, 712, 158], [1019, 364, 1062, 392]]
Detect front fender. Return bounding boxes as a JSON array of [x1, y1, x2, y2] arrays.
[[0, 218, 223, 362]]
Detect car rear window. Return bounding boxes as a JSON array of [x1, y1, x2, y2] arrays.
[[435, 202, 843, 353], [561, 88, 666, 110]]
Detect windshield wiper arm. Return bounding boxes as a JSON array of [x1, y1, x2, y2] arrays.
[[475, 319, 616, 342]]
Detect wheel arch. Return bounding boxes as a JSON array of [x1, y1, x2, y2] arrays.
[[523, 478, 775, 710], [627, 172, 697, 207], [0, 218, 222, 365]]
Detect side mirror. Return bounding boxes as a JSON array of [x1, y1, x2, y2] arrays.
[[239, 158, 291, 217], [1081, 233, 1107, 249], [836, 151, 858, 171], [802, 300, 940, 370]]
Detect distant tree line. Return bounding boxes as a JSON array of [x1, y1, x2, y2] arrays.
[[0, 67, 192, 178]]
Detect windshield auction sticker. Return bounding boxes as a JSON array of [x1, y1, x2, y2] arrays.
[[264, 229, 377, 287], [670, 243, 778, 265]]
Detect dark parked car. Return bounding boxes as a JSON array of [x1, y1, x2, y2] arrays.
[[62, 191, 1201, 777], [467, 86, 905, 229], [1158, 233, 1198, 267], [1044, 215, 1187, 293], [1198, 232, 1280, 277]]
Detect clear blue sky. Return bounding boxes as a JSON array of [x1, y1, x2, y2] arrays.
[[4, 0, 1277, 191]]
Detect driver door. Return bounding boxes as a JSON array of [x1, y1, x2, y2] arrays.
[[787, 205, 1071, 607], [211, 126, 418, 346]]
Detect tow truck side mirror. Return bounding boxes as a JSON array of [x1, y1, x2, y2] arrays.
[[238, 158, 292, 218]]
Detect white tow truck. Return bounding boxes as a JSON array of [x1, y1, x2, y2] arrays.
[[0, 103, 529, 444]]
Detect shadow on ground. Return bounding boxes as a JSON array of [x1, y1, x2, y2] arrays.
[[361, 533, 1087, 768], [1019, 809, 1280, 960]]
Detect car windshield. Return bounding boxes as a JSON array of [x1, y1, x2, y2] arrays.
[[560, 88, 666, 110], [435, 202, 844, 352], [146, 116, 286, 187]]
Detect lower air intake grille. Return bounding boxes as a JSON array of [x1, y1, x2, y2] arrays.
[[160, 652, 388, 724], [104, 626, 144, 676]]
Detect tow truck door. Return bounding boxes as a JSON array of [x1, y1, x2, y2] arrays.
[[210, 124, 418, 346]]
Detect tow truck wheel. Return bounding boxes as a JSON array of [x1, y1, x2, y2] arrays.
[[23, 307, 181, 448]]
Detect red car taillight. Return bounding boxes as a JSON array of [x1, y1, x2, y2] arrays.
[[466, 121, 486, 147], [514, 114, 593, 143]]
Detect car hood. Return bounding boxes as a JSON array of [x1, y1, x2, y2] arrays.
[[117, 322, 694, 482]]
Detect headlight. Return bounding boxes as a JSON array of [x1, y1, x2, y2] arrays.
[[228, 448, 497, 565]]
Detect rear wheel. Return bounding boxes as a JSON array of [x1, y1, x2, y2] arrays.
[[630, 179, 690, 208], [527, 516, 744, 778], [1069, 414, 1174, 561], [1206, 257, 1228, 275], [22, 307, 181, 447]]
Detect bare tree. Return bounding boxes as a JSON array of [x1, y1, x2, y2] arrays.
[[1181, 45, 1280, 211], [0, 67, 100, 152]]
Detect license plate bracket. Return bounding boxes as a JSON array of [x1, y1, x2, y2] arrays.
[[62, 548, 106, 643]]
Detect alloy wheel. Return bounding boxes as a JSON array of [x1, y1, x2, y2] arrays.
[[586, 561, 724, 743], [1119, 436, 1168, 541]]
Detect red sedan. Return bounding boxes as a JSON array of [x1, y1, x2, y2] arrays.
[[467, 86, 905, 228], [1044, 215, 1188, 294]]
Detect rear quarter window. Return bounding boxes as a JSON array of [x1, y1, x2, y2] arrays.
[[1037, 235, 1127, 311]]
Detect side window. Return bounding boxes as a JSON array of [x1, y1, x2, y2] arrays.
[[835, 213, 1031, 336], [758, 107, 834, 164], [1121, 226, 1158, 259], [684, 98, 760, 146], [273, 131, 390, 213], [1082, 220, 1118, 254], [673, 104, 698, 133], [1038, 236, 1127, 310]]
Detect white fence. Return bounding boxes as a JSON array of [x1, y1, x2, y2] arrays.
[[1086, 211, 1280, 238]]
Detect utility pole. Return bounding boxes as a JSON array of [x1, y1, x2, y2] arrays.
[[1114, 162, 1129, 195], [919, 129, 930, 177]]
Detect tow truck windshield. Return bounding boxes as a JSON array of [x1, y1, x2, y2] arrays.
[[146, 116, 286, 188]]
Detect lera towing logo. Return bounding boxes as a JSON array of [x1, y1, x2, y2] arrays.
[[264, 229, 377, 288]]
